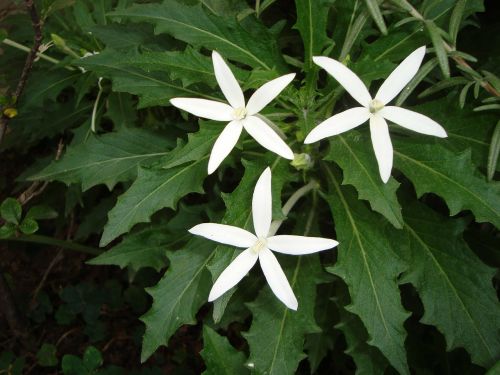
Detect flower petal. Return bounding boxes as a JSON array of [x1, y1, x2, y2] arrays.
[[243, 115, 294, 159], [252, 167, 272, 238], [375, 46, 426, 105], [304, 107, 369, 144], [208, 249, 258, 301], [246, 73, 296, 115], [313, 56, 372, 107], [208, 121, 243, 174], [369, 115, 393, 183], [170, 98, 234, 121], [189, 223, 257, 248], [212, 51, 245, 108], [267, 235, 338, 255], [259, 248, 298, 310], [381, 106, 447, 138]]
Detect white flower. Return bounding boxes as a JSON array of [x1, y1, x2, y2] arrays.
[[304, 46, 447, 183], [171, 51, 295, 174], [189, 167, 338, 310]]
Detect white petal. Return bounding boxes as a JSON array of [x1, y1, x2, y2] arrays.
[[208, 121, 243, 174], [259, 248, 298, 310], [170, 98, 233, 121], [243, 115, 294, 159], [246, 73, 296, 115], [189, 223, 257, 248], [252, 167, 272, 238], [381, 106, 447, 138], [313, 56, 372, 107], [212, 51, 245, 108], [304, 107, 369, 144], [369, 115, 393, 183], [375, 46, 426, 105], [267, 235, 338, 255], [208, 249, 258, 301]]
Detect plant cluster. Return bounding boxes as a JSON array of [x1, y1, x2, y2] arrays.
[[0, 0, 499, 374]]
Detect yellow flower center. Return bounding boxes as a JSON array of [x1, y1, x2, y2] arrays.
[[369, 99, 384, 114], [233, 107, 247, 120], [250, 237, 267, 255]]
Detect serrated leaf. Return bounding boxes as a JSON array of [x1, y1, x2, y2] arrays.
[[323, 164, 410, 375], [399, 200, 500, 367], [201, 326, 248, 375], [28, 127, 172, 191], [79, 50, 219, 108], [88, 225, 172, 271], [100, 157, 207, 246], [207, 157, 292, 322], [244, 255, 321, 375], [109, 1, 285, 70], [326, 132, 403, 228], [294, 0, 333, 71], [394, 141, 500, 228], [140, 238, 214, 361]]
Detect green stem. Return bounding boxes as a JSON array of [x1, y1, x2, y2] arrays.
[[2, 234, 102, 255], [269, 180, 319, 236]]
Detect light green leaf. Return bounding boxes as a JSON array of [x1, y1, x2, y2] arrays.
[[109, 1, 285, 70], [363, 0, 387, 35], [28, 127, 172, 191], [19, 218, 39, 235], [141, 238, 214, 361], [244, 255, 322, 375], [88, 225, 172, 271], [326, 132, 403, 228], [293, 0, 333, 71], [425, 20, 450, 78], [487, 120, 500, 181], [201, 326, 248, 375], [400, 200, 500, 367], [207, 157, 292, 322], [394, 141, 500, 228], [323, 164, 410, 375], [100, 157, 207, 246]]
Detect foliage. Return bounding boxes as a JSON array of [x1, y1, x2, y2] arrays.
[[0, 0, 499, 374]]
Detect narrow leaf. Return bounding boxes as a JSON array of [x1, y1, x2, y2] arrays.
[[487, 120, 500, 181], [364, 0, 387, 35], [425, 21, 450, 78]]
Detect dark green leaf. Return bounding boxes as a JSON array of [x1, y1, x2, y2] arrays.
[[1, 198, 21, 225], [36, 343, 58, 367], [201, 326, 248, 375], [323, 164, 410, 374], [29, 127, 172, 191], [400, 200, 500, 367], [141, 238, 214, 361], [364, 0, 387, 35], [19, 218, 39, 235]]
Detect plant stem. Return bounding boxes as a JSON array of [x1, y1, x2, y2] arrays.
[[2, 234, 102, 255], [2, 38, 62, 65], [269, 180, 319, 236]]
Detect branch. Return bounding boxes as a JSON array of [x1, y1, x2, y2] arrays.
[[0, 0, 43, 145]]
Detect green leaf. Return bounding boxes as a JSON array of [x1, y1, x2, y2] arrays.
[[79, 49, 219, 108], [26, 205, 58, 220], [487, 120, 500, 181], [82, 346, 102, 371], [109, 1, 285, 70], [29, 127, 172, 191], [201, 326, 248, 375], [363, 0, 387, 35], [141, 238, 214, 361], [0, 223, 16, 239], [1, 198, 21, 225], [400, 200, 500, 367], [19, 218, 39, 235], [448, 0, 467, 45], [425, 20, 450, 78], [88, 225, 172, 272], [293, 0, 333, 71], [207, 157, 292, 322], [104, 92, 137, 129], [394, 141, 500, 228], [36, 343, 58, 367], [100, 157, 207, 246], [244, 255, 321, 375], [326, 132, 403, 228], [323, 164, 410, 375]]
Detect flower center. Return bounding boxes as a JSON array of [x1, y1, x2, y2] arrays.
[[369, 99, 384, 114], [250, 237, 267, 255], [233, 107, 247, 120]]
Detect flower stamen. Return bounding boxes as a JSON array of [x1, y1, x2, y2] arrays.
[[369, 99, 384, 114], [233, 107, 247, 120], [250, 237, 267, 254]]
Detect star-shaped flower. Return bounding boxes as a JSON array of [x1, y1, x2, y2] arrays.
[[171, 51, 295, 174], [189, 167, 338, 310], [304, 46, 447, 183]]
